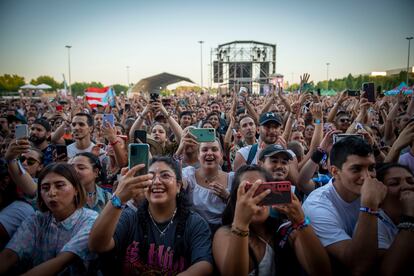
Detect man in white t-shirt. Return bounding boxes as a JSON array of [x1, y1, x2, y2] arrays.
[[67, 113, 105, 161], [303, 136, 387, 275]]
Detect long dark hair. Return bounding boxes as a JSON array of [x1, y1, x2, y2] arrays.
[[136, 156, 190, 263], [74, 152, 107, 185], [376, 163, 413, 182]]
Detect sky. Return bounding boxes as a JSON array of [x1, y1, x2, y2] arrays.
[[0, 0, 413, 87]]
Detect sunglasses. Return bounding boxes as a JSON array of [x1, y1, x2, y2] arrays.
[[18, 156, 40, 166], [339, 118, 350, 123]]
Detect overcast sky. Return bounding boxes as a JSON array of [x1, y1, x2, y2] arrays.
[[0, 0, 413, 86]]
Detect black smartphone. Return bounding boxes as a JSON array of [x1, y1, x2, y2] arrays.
[[150, 93, 159, 102], [134, 130, 147, 144], [347, 90, 360, 97], [128, 144, 149, 176], [125, 104, 131, 112], [362, 82, 375, 102], [55, 144, 68, 159]]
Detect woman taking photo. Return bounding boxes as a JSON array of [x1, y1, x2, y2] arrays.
[[183, 139, 233, 233], [213, 165, 331, 276], [0, 163, 98, 275], [89, 157, 213, 275], [70, 152, 111, 213]]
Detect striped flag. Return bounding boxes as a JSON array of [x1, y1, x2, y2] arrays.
[[84, 87, 113, 108]]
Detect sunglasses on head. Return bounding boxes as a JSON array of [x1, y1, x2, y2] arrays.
[[18, 156, 39, 166]]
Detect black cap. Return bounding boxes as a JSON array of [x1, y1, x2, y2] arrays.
[[259, 112, 283, 126], [259, 144, 293, 161], [33, 118, 51, 132]]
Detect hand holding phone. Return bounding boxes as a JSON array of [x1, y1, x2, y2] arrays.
[[362, 82, 375, 102], [103, 114, 115, 127], [128, 144, 149, 176], [189, 128, 216, 142]]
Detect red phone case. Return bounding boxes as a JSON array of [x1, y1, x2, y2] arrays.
[[246, 181, 292, 205]]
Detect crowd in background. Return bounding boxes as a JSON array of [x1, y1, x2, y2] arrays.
[[0, 73, 413, 275]]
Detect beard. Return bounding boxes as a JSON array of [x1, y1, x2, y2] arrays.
[[29, 135, 47, 145]]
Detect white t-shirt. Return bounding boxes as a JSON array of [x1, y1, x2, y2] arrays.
[[67, 142, 106, 163], [237, 144, 260, 165], [303, 179, 361, 247], [377, 210, 398, 249], [182, 166, 234, 225]]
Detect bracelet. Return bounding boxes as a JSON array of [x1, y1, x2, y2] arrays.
[[292, 217, 310, 231], [314, 119, 321, 125], [231, 224, 249, 237], [400, 215, 414, 224], [359, 207, 379, 216], [109, 140, 120, 146], [397, 222, 414, 232]]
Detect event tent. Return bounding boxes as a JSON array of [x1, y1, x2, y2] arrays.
[[36, 83, 52, 90], [20, 84, 37, 89]]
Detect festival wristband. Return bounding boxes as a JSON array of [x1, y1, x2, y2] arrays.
[[359, 207, 379, 216]]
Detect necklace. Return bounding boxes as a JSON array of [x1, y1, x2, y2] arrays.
[[200, 170, 219, 184], [148, 208, 177, 238], [87, 191, 96, 198]]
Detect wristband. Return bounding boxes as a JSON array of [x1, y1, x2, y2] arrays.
[[311, 148, 325, 164], [292, 216, 310, 231], [109, 140, 120, 146], [397, 222, 414, 231], [359, 207, 379, 216], [231, 224, 249, 237], [314, 119, 321, 125]]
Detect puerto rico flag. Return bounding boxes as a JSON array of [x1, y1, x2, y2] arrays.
[[84, 87, 115, 108]]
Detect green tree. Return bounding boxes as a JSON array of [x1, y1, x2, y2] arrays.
[[0, 74, 25, 92], [30, 75, 61, 90], [345, 73, 354, 89], [112, 84, 128, 95]]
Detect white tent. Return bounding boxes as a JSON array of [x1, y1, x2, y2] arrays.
[[36, 83, 52, 89], [20, 84, 37, 89]]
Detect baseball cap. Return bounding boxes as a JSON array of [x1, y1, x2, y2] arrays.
[[259, 112, 283, 126], [33, 118, 51, 132], [259, 144, 293, 161]]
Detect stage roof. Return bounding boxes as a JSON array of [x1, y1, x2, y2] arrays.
[[131, 72, 194, 93]]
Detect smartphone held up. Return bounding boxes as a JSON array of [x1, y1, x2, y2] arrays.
[[245, 181, 292, 206], [128, 143, 149, 176]]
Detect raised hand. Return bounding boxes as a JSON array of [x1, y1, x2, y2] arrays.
[[300, 73, 311, 88], [114, 165, 153, 204], [5, 139, 30, 161], [319, 129, 341, 152], [272, 194, 304, 225], [310, 103, 323, 120], [233, 180, 271, 228], [360, 172, 387, 210], [209, 181, 230, 201]]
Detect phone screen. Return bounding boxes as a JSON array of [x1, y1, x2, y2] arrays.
[[189, 128, 216, 142], [55, 144, 68, 159], [128, 144, 149, 176], [134, 130, 147, 144]]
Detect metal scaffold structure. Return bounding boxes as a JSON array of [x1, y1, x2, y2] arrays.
[[212, 40, 277, 94]]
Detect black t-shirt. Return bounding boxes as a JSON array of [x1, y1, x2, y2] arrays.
[[113, 207, 213, 275]]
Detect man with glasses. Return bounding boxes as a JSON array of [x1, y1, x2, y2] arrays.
[[334, 111, 351, 133]]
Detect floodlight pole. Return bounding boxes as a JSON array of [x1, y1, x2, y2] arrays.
[[198, 41, 204, 88], [65, 45, 72, 95], [406, 37, 413, 85]]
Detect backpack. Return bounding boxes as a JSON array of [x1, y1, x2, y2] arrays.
[[246, 143, 258, 165]]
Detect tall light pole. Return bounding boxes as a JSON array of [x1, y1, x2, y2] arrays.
[[126, 66, 130, 87], [406, 37, 413, 85], [65, 45, 72, 95], [326, 62, 330, 89], [198, 40, 204, 88]]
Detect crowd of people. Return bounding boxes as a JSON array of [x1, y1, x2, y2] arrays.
[[0, 73, 413, 275]]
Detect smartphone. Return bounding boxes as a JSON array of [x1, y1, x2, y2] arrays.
[[15, 124, 29, 139], [56, 105, 63, 112], [362, 82, 375, 102], [333, 133, 364, 144], [347, 90, 360, 97], [103, 114, 115, 127], [128, 143, 149, 176], [190, 128, 216, 142], [55, 144, 68, 159], [246, 181, 292, 206], [125, 104, 131, 112], [134, 130, 147, 144], [150, 93, 159, 102]]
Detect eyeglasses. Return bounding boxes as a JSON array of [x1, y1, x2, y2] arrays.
[[18, 156, 40, 166], [150, 172, 175, 182]]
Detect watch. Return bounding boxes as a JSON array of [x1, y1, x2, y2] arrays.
[[111, 194, 125, 209]]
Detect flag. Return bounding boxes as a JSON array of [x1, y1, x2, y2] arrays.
[[84, 87, 114, 108]]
